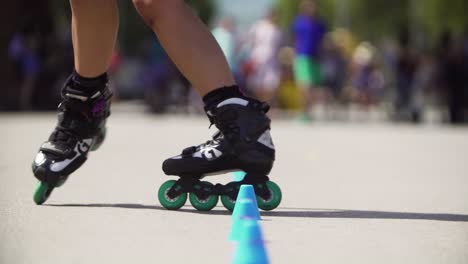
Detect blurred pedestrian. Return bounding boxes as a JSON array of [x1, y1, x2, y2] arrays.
[[9, 27, 40, 110], [292, 0, 326, 121], [445, 36, 468, 124], [212, 17, 237, 71], [395, 29, 419, 121], [246, 9, 283, 105], [349, 42, 385, 108], [437, 31, 468, 124], [321, 36, 347, 103]]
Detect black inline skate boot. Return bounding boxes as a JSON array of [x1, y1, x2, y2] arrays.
[[159, 97, 282, 211], [32, 75, 112, 205]]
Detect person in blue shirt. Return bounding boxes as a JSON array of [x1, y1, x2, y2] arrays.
[[293, 0, 326, 121]]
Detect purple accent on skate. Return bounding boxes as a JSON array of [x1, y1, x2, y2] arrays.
[[91, 99, 106, 117]]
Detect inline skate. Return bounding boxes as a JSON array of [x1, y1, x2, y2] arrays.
[[158, 98, 282, 211], [32, 76, 112, 205]]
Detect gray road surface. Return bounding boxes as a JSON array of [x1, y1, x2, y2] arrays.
[[1, 107, 468, 264]]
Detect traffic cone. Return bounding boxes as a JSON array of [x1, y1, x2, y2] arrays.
[[232, 185, 260, 220], [233, 171, 246, 181], [229, 185, 261, 241], [232, 219, 269, 264], [229, 204, 261, 241]]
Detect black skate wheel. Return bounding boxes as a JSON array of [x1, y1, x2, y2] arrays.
[[220, 182, 240, 211], [33, 182, 54, 205], [189, 181, 218, 211], [158, 180, 187, 210], [257, 181, 282, 211]]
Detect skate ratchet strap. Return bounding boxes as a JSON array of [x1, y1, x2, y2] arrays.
[[181, 130, 223, 156], [62, 91, 112, 115], [40, 142, 75, 158], [182, 146, 197, 156]]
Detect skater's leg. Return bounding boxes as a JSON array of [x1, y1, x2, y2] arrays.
[[130, 0, 274, 173], [71, 0, 119, 78], [32, 0, 116, 204], [132, 0, 235, 95], [131, 0, 280, 210]]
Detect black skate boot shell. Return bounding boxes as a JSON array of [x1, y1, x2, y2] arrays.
[[32, 75, 112, 204], [159, 97, 281, 211], [162, 98, 275, 176]]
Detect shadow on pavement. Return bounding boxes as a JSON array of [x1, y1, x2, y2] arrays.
[[262, 208, 468, 222], [46, 203, 468, 222], [46, 203, 232, 216]]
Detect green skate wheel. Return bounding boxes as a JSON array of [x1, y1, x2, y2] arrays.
[[158, 180, 187, 210], [220, 194, 236, 211], [33, 182, 54, 205], [256, 181, 282, 211], [189, 182, 218, 211]]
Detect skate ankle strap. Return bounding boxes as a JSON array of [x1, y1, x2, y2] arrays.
[[204, 100, 270, 128], [60, 89, 112, 119], [40, 142, 75, 158]]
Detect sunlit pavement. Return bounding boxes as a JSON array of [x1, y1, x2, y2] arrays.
[[1, 104, 468, 264]]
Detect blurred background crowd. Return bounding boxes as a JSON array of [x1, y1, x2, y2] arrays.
[[1, 0, 468, 124]]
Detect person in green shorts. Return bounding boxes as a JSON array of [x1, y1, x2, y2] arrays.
[[294, 55, 322, 87], [293, 0, 326, 121]]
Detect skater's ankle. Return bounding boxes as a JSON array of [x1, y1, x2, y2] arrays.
[[70, 70, 108, 93], [202, 85, 250, 110]]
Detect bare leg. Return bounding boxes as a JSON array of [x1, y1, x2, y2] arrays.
[[133, 3, 278, 202], [298, 84, 313, 116], [32, 0, 117, 205], [71, 0, 118, 77], [133, 0, 235, 96]]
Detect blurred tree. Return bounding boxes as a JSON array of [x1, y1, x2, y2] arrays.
[[418, 0, 468, 37], [0, 1, 22, 110], [276, 0, 300, 30], [117, 0, 216, 55], [276, 0, 406, 40], [276, 0, 334, 31], [276, 0, 468, 43], [350, 0, 410, 40], [187, 0, 216, 25], [118, 1, 152, 55]]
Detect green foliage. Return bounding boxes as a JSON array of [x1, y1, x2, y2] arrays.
[[118, 1, 152, 55], [276, 0, 334, 30], [350, 0, 410, 40], [276, 0, 468, 42], [418, 0, 468, 36], [187, 0, 216, 24], [117, 0, 216, 54]]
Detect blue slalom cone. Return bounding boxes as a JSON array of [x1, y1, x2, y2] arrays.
[[229, 185, 261, 241], [232, 185, 260, 220], [229, 202, 260, 241], [233, 171, 246, 181], [232, 219, 269, 264]]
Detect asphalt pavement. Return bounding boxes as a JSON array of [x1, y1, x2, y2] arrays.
[[1, 106, 467, 264]]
